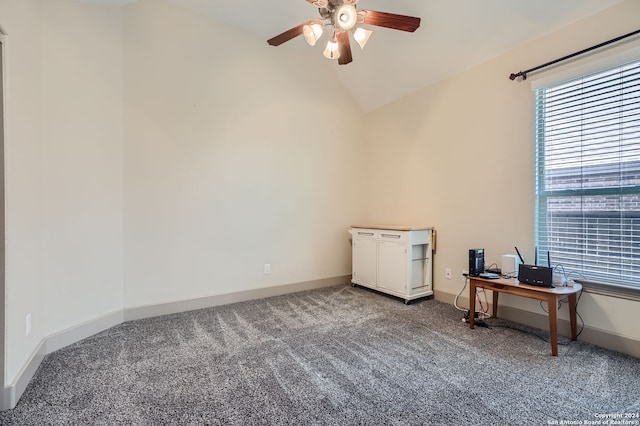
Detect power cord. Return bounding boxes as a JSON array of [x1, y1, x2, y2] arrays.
[[561, 288, 585, 338], [488, 322, 575, 346], [485, 262, 501, 274], [476, 288, 491, 318], [553, 263, 568, 284], [456, 273, 493, 325], [454, 274, 468, 312], [538, 288, 585, 338]]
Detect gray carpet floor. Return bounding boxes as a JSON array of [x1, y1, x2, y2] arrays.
[[1, 284, 638, 425]]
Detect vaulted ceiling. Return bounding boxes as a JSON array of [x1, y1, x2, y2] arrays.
[[90, 0, 623, 111]]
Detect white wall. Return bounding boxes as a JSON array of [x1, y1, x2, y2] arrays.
[[0, 0, 125, 386], [40, 0, 124, 335], [363, 0, 640, 341], [122, 0, 366, 307], [0, 0, 45, 387]]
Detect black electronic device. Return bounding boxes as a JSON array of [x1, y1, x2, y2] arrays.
[[515, 246, 553, 287], [518, 264, 553, 287], [469, 248, 485, 277]]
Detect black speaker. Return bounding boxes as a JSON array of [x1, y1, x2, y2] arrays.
[[469, 248, 485, 277]]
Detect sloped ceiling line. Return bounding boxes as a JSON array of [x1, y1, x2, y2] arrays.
[[82, 0, 624, 112]]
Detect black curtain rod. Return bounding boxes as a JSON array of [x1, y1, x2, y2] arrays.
[[509, 28, 640, 81]]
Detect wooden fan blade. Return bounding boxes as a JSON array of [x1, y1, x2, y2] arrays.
[[361, 10, 421, 32], [337, 31, 353, 65], [267, 22, 310, 46]]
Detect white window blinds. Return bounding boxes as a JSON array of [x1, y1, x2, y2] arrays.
[[535, 59, 640, 289]]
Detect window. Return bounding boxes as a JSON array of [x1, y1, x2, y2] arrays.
[[535, 59, 640, 293]]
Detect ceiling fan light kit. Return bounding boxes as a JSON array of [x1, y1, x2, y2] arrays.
[[267, 0, 420, 65], [335, 4, 357, 30], [323, 34, 341, 59], [303, 19, 324, 46], [352, 27, 372, 49]]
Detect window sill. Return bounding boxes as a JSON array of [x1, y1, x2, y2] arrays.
[[574, 280, 640, 302]]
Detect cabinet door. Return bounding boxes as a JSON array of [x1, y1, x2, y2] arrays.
[[377, 242, 407, 294], [353, 238, 377, 287]]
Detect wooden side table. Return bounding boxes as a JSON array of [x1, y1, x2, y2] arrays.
[[469, 276, 582, 356]]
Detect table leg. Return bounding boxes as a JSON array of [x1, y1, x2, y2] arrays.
[[469, 279, 476, 329], [568, 293, 578, 340], [492, 290, 498, 318], [548, 295, 558, 356]]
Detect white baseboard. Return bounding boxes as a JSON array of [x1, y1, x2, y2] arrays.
[[123, 276, 350, 322], [3, 309, 125, 411], [45, 310, 125, 355], [434, 290, 640, 358], [2, 276, 351, 410], [3, 339, 46, 411]]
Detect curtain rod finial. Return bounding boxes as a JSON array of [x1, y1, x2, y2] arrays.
[[509, 72, 527, 81]]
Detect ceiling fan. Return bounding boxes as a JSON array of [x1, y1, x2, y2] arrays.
[[267, 0, 421, 65]]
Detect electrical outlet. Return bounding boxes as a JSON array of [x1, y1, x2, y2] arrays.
[[26, 313, 31, 337], [445, 268, 452, 279], [263, 263, 271, 275]]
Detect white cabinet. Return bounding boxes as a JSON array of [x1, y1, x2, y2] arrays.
[[352, 235, 377, 287], [377, 241, 407, 294], [350, 225, 434, 304]]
